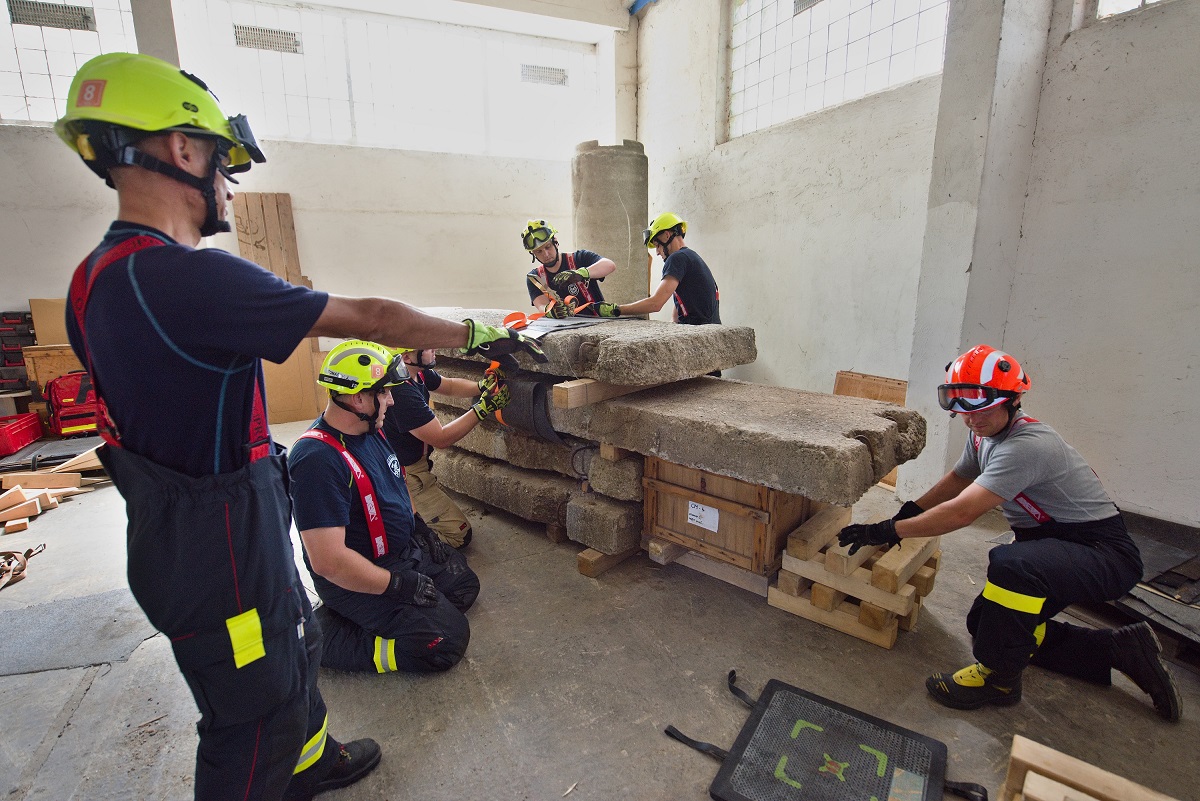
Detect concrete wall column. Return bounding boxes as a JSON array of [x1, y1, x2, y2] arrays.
[[571, 140, 649, 304], [900, 0, 1053, 497], [129, 0, 180, 66]]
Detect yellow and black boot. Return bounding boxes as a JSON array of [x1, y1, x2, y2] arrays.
[[926, 663, 1022, 710]]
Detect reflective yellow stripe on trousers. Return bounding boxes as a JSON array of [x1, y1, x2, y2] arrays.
[[982, 580, 1046, 615], [293, 713, 329, 774], [373, 636, 398, 673]]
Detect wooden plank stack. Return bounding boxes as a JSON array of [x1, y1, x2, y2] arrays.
[[0, 445, 105, 535], [767, 506, 941, 649], [1000, 735, 1180, 801]]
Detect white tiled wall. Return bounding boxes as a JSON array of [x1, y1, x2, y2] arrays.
[[729, 0, 948, 137], [0, 0, 137, 122]]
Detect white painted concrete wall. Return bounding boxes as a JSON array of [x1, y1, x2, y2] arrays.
[[1001, 0, 1200, 524], [0, 124, 569, 314], [636, 0, 941, 392]]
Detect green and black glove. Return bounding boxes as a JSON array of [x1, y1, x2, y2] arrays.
[[837, 519, 900, 556], [385, 570, 438, 607], [472, 383, 511, 421], [597, 302, 622, 318], [462, 319, 548, 363], [893, 500, 924, 522], [544, 299, 572, 319], [549, 268, 589, 292]]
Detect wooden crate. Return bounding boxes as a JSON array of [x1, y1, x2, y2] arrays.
[[833, 370, 907, 487], [642, 456, 813, 575], [1000, 735, 1180, 801], [21, 345, 84, 397]]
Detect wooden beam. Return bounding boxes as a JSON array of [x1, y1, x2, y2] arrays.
[[0, 498, 41, 522], [810, 583, 845, 612], [47, 446, 102, 473], [3, 472, 81, 490], [1022, 771, 1102, 801], [3, 518, 29, 533], [598, 443, 635, 461], [785, 504, 850, 561], [775, 569, 811, 598], [545, 523, 568, 544], [768, 587, 898, 649], [552, 379, 650, 409], [577, 546, 639, 578], [1001, 736, 1180, 801], [781, 552, 916, 615], [858, 601, 896, 631], [871, 536, 941, 593], [646, 537, 687, 565], [0, 487, 28, 512]]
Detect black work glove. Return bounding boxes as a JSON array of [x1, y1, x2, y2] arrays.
[[893, 500, 924, 522], [413, 515, 453, 565], [385, 570, 438, 607], [837, 519, 900, 556], [462, 319, 548, 363]]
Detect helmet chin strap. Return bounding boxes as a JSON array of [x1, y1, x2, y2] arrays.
[[115, 143, 229, 238], [534, 240, 560, 266], [331, 393, 382, 433]]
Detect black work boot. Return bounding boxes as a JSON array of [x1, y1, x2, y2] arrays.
[[313, 739, 382, 796], [1109, 622, 1182, 722], [926, 663, 1022, 710]]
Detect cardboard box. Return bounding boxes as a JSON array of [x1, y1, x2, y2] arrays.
[[29, 299, 68, 346]]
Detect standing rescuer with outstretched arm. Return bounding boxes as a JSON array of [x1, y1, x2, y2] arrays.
[[56, 52, 544, 801], [838, 345, 1181, 721]]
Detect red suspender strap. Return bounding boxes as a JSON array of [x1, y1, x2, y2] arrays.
[[246, 382, 271, 462], [299, 429, 389, 559], [970, 416, 1052, 523], [68, 235, 167, 449]]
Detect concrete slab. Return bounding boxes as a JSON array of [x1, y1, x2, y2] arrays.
[[587, 454, 643, 502], [548, 377, 926, 506], [566, 494, 643, 554], [427, 309, 756, 384], [433, 407, 591, 479], [433, 449, 579, 527]]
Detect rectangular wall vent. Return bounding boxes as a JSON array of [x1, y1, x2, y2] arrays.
[[233, 24, 302, 54], [7, 0, 96, 31], [520, 64, 568, 86], [794, 0, 823, 13]]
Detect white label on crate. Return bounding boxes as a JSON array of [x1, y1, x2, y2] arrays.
[[687, 501, 720, 533]]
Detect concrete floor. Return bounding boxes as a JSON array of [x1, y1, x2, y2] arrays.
[[1, 423, 1198, 801]]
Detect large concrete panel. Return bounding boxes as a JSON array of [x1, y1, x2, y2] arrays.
[[429, 310, 756, 383], [565, 494, 642, 554], [433, 449, 578, 527]]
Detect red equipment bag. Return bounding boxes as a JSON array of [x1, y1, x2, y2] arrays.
[[46, 371, 99, 437]]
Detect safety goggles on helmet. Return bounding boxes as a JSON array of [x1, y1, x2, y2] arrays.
[[937, 383, 1020, 414], [318, 345, 409, 395], [522, 225, 555, 251]]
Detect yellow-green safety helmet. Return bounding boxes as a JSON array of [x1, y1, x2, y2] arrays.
[[643, 212, 687, 249], [54, 52, 265, 181], [317, 341, 409, 395], [521, 220, 558, 251]]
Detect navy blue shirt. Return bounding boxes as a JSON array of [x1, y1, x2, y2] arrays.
[[65, 222, 328, 476], [663, 247, 721, 325], [526, 249, 606, 312], [382, 369, 442, 466], [288, 417, 417, 604]]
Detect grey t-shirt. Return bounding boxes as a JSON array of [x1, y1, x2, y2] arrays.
[[953, 415, 1117, 528]]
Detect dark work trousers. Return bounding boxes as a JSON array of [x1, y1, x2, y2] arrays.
[[965, 515, 1142, 681], [316, 545, 479, 674], [101, 446, 340, 800]]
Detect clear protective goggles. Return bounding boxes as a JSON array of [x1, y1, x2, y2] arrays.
[[522, 226, 554, 251], [937, 383, 1018, 413]]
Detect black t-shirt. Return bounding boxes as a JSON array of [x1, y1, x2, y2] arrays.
[[287, 417, 417, 604], [663, 247, 720, 325], [526, 249, 606, 313], [382, 369, 443, 466], [66, 222, 328, 476]]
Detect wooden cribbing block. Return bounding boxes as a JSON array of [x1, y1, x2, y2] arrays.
[[46, 486, 94, 499], [898, 596, 921, 632], [0, 487, 29, 512], [909, 564, 938, 597], [824, 541, 879, 576], [775, 569, 811, 597], [785, 504, 850, 561], [767, 586, 898, 649], [599, 443, 634, 461], [3, 518, 29, 534], [545, 523, 568, 544], [781, 552, 916, 615], [48, 446, 103, 473], [577, 546, 639, 578], [810, 583, 846, 612], [32, 492, 59, 511], [999, 735, 1180, 801], [1022, 772, 1101, 801], [3, 472, 82, 490], [646, 537, 687, 565], [0, 498, 41, 523], [552, 379, 649, 409], [858, 601, 896, 631], [871, 536, 941, 593]]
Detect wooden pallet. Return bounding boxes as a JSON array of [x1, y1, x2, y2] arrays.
[[1000, 735, 1180, 801], [768, 508, 940, 648]]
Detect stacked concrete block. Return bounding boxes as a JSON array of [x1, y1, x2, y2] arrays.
[[433, 449, 577, 528]]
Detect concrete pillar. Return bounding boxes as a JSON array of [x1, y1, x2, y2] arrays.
[[900, 0, 1052, 497], [129, 0, 180, 66], [571, 140, 649, 305]]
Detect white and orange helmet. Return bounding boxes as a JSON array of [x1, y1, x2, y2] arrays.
[[937, 345, 1030, 414]]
